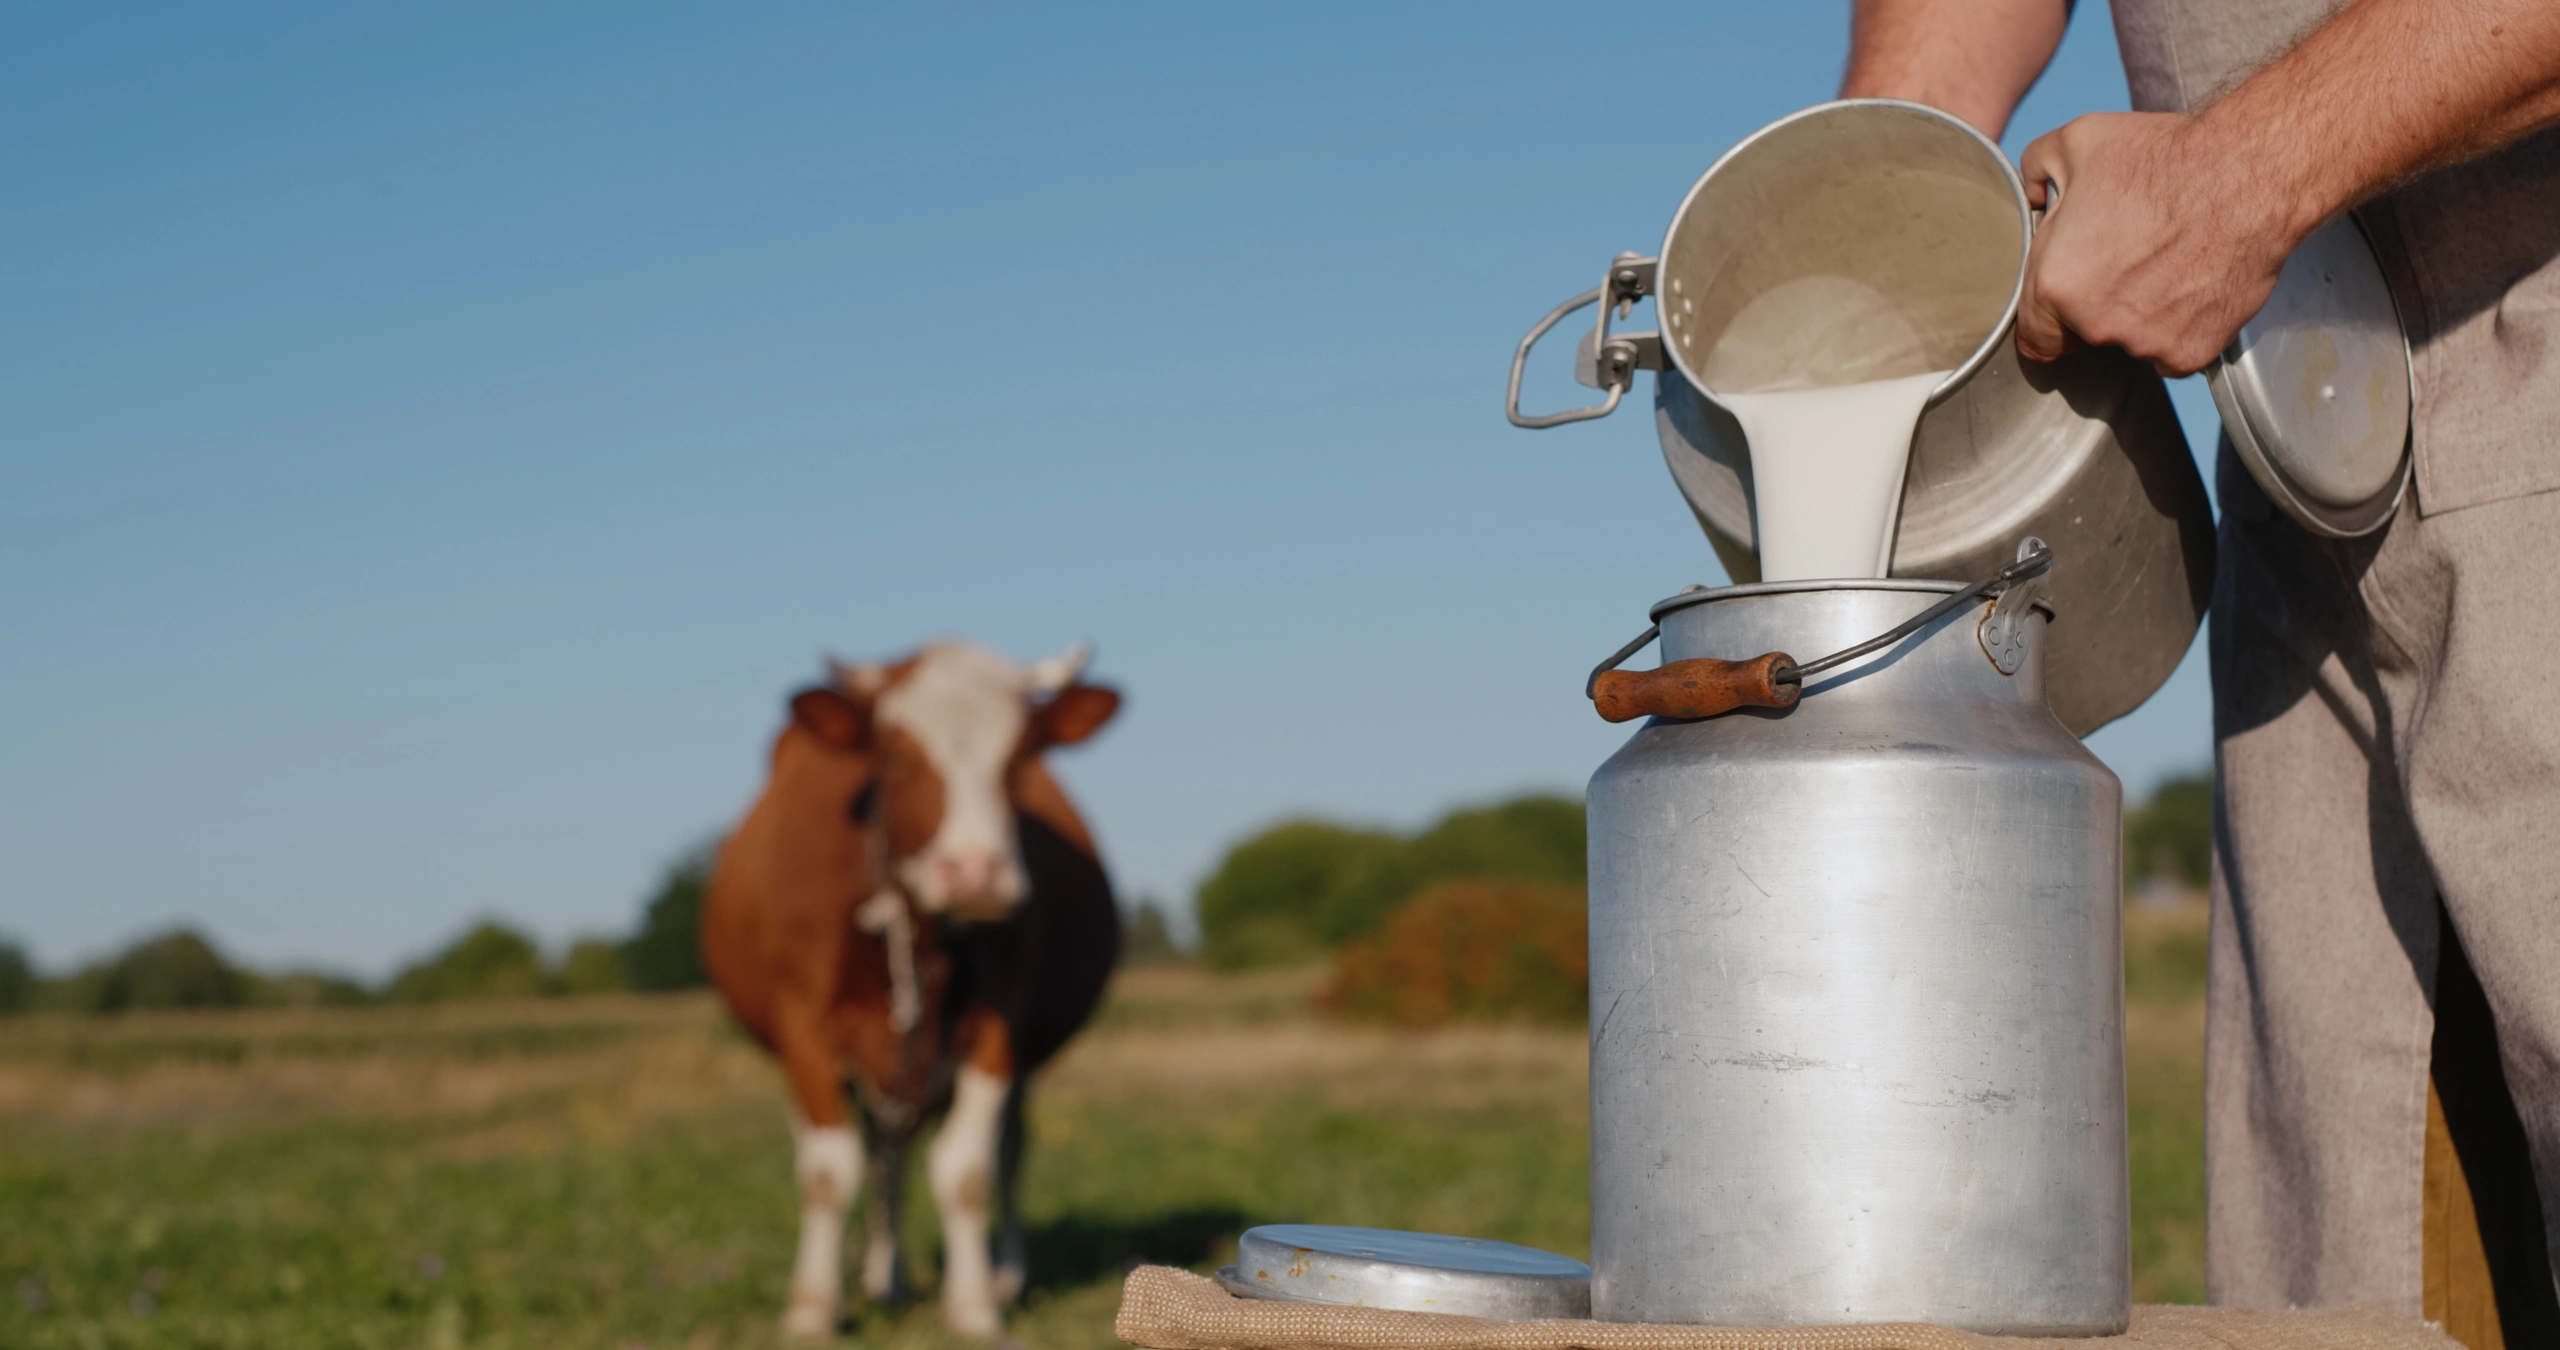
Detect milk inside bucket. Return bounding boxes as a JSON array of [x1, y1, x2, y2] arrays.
[[1509, 99, 2029, 582]]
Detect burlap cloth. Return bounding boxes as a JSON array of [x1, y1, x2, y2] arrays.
[[1114, 1266, 2455, 1350]]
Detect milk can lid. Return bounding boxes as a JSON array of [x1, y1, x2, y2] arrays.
[[1216, 1224, 1590, 1320], [2208, 212, 2412, 538]]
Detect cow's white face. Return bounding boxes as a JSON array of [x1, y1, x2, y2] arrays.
[[812, 640, 1117, 921], [872, 643, 1039, 917]]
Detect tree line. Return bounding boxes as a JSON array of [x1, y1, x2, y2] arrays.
[[1197, 774, 2213, 1027], [0, 839, 722, 1015], [1198, 773, 2222, 973], [1193, 772, 2215, 971], [0, 833, 1176, 1016], [0, 773, 2208, 1017]]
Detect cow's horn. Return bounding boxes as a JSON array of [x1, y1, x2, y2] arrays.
[[1027, 641, 1091, 693], [829, 658, 895, 696]]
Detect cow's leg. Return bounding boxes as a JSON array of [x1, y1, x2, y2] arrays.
[[991, 1076, 1028, 1306], [928, 1055, 1012, 1337], [785, 1111, 864, 1338], [859, 1115, 913, 1303], [928, 1066, 1008, 1336], [776, 1010, 861, 1339]]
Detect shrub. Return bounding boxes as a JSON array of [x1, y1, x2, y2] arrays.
[[1322, 880, 1587, 1028], [1194, 795, 1586, 970], [1405, 796, 1584, 888], [386, 922, 548, 1003], [2127, 773, 2212, 888], [1120, 900, 1183, 967], [623, 839, 718, 991], [94, 930, 247, 1012], [1195, 821, 1412, 969], [555, 937, 629, 995], [0, 941, 30, 1014], [245, 969, 373, 1007]]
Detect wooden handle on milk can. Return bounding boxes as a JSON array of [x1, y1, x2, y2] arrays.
[[1590, 652, 1800, 723]]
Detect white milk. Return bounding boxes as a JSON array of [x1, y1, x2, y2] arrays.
[[1697, 275, 1948, 581], [1719, 372, 1946, 580]]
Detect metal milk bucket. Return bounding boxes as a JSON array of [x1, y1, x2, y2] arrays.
[[1507, 99, 2027, 427], [1582, 549, 2129, 1334], [1507, 100, 2213, 735]]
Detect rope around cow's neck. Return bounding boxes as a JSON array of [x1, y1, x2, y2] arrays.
[[854, 891, 923, 1034], [859, 811, 925, 1035]]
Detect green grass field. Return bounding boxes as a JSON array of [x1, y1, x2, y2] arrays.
[[0, 899, 2208, 1349]]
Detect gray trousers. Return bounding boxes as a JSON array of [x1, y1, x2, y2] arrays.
[[2207, 445, 2560, 1312]]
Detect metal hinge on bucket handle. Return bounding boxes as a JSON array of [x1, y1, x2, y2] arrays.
[[1977, 535, 2052, 676], [1506, 254, 1666, 428]]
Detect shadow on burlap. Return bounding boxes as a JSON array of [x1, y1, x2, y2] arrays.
[[1114, 1266, 2454, 1350]]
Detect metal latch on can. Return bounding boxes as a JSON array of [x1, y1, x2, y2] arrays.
[[1977, 535, 2052, 676]]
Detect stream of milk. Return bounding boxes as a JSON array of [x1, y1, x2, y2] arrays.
[[1719, 372, 1946, 580], [1695, 274, 1950, 581]]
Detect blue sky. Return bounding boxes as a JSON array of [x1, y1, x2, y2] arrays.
[[2, 4, 2213, 976]]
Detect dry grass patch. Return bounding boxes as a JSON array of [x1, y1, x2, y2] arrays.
[[0, 994, 779, 1142]]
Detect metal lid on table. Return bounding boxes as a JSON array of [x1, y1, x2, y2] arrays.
[[2208, 211, 2412, 538], [1216, 1224, 1591, 1320]]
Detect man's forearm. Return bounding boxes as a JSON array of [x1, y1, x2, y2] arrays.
[[1839, 0, 2071, 140], [2184, 0, 2560, 245]]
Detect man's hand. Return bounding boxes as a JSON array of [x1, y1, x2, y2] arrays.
[[1851, 0, 2560, 375], [2017, 114, 2302, 376], [2015, 0, 2560, 373]]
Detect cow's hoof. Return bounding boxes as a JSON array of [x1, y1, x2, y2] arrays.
[[780, 1294, 838, 1340], [944, 1299, 1003, 1340], [993, 1263, 1024, 1307], [861, 1264, 912, 1306]]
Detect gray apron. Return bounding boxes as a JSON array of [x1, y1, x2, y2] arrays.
[[2109, 0, 2560, 1314]]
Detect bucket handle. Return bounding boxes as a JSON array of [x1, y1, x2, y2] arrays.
[[1590, 650, 1799, 723], [1506, 255, 1662, 429], [1585, 541, 2056, 723]]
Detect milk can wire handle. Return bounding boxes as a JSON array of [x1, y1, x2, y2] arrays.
[[1585, 542, 2057, 715], [1505, 255, 1658, 429], [1787, 542, 2053, 680], [1585, 624, 1664, 699]]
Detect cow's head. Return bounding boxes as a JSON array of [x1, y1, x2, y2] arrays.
[[787, 640, 1119, 920]]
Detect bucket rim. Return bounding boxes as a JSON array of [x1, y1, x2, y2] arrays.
[[1656, 97, 2031, 411], [1648, 576, 1966, 623]]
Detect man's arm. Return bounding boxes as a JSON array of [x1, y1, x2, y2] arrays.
[[2020, 0, 2560, 373], [1840, 0, 2072, 141]]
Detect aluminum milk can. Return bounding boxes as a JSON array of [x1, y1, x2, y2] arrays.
[[1584, 571, 2128, 1335]]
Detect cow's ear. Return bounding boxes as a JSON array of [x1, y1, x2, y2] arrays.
[[1033, 684, 1120, 747], [790, 687, 869, 750]]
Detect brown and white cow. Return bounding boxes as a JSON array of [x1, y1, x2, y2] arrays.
[[702, 640, 1122, 1339]]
